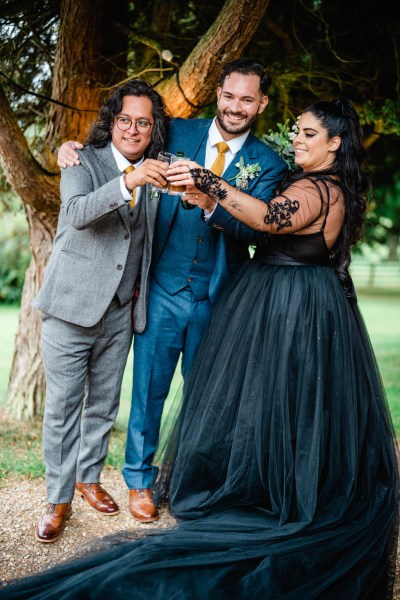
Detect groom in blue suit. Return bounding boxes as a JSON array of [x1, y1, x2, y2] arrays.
[[123, 59, 288, 521], [57, 59, 288, 522]]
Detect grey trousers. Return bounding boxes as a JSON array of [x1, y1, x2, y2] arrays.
[[41, 298, 132, 503]]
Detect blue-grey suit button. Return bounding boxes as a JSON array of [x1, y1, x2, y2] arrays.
[[124, 233, 129, 240], [117, 264, 123, 270]]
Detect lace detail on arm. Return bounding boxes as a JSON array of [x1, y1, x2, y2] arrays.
[[264, 197, 300, 231], [190, 168, 228, 202]]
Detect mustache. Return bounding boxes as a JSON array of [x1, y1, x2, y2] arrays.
[[223, 111, 247, 118]]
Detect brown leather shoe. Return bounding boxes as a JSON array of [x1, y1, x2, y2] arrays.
[[75, 482, 119, 515], [36, 502, 72, 543], [129, 489, 159, 523]]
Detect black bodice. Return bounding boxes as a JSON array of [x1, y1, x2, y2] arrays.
[[254, 231, 331, 266]]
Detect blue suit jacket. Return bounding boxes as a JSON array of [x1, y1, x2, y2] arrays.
[[153, 118, 288, 304]]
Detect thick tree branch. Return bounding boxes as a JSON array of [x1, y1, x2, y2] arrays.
[[0, 82, 59, 211], [156, 0, 271, 117], [364, 119, 384, 150]]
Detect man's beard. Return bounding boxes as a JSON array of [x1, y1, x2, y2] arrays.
[[216, 108, 258, 136]]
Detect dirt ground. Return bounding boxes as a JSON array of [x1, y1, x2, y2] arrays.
[[0, 468, 175, 587], [0, 467, 399, 598]]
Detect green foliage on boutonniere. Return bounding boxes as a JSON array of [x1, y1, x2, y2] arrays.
[[229, 157, 261, 190]]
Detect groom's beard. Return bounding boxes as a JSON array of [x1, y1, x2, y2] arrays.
[[216, 108, 258, 136]]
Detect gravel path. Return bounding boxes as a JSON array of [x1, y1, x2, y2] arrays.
[[0, 468, 175, 587], [1, 468, 399, 597]]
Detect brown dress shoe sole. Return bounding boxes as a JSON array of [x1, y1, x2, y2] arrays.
[[77, 492, 119, 516], [130, 512, 160, 523], [35, 508, 72, 543]]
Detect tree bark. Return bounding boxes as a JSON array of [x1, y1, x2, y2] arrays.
[[156, 0, 271, 117], [6, 209, 53, 419], [46, 0, 129, 150], [1, 0, 128, 419], [0, 80, 59, 417]]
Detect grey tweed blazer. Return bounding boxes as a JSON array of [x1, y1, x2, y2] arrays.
[[33, 143, 159, 332]]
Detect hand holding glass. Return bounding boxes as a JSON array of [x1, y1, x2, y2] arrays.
[[152, 152, 175, 193], [168, 155, 191, 196]]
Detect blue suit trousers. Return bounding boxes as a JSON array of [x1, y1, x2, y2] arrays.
[[122, 280, 212, 489]]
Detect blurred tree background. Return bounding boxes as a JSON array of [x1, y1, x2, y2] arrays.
[[0, 0, 399, 418]]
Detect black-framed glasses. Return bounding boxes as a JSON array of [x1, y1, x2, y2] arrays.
[[115, 116, 153, 133]]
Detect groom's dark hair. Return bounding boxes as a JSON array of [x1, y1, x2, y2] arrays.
[[219, 58, 271, 95], [86, 79, 170, 159]]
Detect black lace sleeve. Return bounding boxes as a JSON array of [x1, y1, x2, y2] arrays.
[[264, 197, 300, 231], [190, 168, 228, 201]]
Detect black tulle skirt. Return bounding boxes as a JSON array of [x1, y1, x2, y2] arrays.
[[1, 260, 398, 599]]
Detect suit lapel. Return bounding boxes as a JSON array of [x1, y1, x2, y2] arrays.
[[93, 144, 131, 229], [144, 185, 160, 224], [164, 120, 210, 226], [94, 143, 121, 180], [191, 120, 210, 165], [223, 133, 260, 188]]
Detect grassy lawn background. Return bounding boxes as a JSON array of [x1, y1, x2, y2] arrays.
[[0, 292, 399, 479], [0, 293, 399, 430], [0, 305, 182, 429]]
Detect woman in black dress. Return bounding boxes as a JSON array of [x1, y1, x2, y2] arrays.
[[1, 99, 398, 599]]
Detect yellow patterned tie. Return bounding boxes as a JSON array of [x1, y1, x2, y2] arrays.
[[209, 142, 230, 176], [124, 165, 136, 207]]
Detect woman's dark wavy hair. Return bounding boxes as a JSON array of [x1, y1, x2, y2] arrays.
[[86, 79, 170, 158], [284, 98, 369, 294]]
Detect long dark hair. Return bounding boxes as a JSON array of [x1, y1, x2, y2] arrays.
[[86, 79, 170, 158], [285, 98, 369, 293]]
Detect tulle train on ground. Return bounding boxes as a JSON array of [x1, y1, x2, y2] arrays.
[[0, 260, 398, 599]]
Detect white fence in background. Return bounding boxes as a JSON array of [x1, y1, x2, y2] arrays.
[[350, 261, 400, 290]]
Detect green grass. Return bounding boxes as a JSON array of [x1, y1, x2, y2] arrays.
[[356, 292, 400, 432], [0, 304, 183, 427], [0, 293, 399, 480], [0, 416, 128, 481], [0, 304, 19, 406]]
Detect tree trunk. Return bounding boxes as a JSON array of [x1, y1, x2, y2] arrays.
[[6, 205, 57, 418], [46, 0, 129, 149], [156, 0, 271, 117], [2, 0, 128, 420]]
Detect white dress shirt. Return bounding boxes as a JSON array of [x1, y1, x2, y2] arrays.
[[111, 142, 144, 205], [205, 118, 250, 172], [203, 119, 250, 217]]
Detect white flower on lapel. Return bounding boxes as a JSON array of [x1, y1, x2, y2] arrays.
[[230, 157, 261, 190], [150, 188, 161, 200]]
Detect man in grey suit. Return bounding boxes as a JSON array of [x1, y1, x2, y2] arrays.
[[32, 80, 169, 542]]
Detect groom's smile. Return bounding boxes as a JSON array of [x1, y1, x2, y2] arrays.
[[215, 72, 269, 139]]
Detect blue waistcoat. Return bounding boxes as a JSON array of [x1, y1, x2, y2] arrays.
[[151, 200, 214, 300]]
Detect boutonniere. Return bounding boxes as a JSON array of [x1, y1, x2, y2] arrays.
[[228, 157, 261, 190]]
